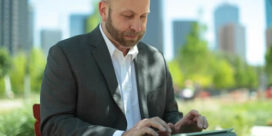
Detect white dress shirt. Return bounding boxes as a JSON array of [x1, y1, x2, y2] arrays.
[[99, 25, 141, 136]]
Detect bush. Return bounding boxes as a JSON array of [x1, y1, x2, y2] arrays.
[[177, 99, 272, 136], [0, 102, 35, 136]]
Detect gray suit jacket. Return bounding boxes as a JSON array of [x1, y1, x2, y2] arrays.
[[40, 26, 181, 136]]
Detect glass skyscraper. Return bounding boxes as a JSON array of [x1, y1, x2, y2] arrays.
[[0, 0, 32, 54], [172, 20, 196, 57], [142, 0, 164, 53], [214, 3, 239, 50], [266, 0, 272, 28]]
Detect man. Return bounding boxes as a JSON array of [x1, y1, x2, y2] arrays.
[[40, 0, 208, 135]]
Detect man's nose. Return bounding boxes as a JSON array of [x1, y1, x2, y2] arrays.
[[130, 19, 142, 32]]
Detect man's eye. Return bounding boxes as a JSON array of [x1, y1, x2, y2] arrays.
[[141, 15, 147, 19], [123, 15, 133, 19]]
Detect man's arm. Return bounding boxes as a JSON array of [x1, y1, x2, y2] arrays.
[[163, 58, 182, 124], [40, 45, 116, 136]]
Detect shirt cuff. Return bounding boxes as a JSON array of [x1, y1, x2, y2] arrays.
[[113, 130, 125, 136]]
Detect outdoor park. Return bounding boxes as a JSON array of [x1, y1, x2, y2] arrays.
[[0, 22, 272, 136], [1, 0, 272, 136]]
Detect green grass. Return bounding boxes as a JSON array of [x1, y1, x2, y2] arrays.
[[177, 98, 272, 136], [0, 95, 271, 136], [0, 94, 39, 136]]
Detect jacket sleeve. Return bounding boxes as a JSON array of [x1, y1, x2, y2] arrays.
[[40, 45, 116, 136], [163, 58, 183, 124]]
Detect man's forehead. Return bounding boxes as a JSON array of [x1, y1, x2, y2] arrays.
[[108, 0, 150, 13]]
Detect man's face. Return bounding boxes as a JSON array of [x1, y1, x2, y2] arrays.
[[103, 0, 150, 48]]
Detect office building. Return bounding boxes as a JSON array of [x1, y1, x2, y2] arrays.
[[214, 3, 239, 50], [266, 0, 272, 28], [70, 14, 88, 37], [0, 0, 32, 54], [142, 0, 164, 52], [172, 20, 196, 57], [41, 29, 62, 55], [218, 23, 246, 60]]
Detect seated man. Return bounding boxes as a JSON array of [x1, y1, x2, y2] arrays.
[[40, 0, 208, 135]]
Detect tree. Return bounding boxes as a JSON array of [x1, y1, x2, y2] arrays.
[[0, 48, 13, 98], [85, 0, 100, 33], [168, 59, 183, 89], [212, 59, 235, 89], [222, 53, 258, 89], [178, 22, 213, 87], [265, 46, 272, 84], [10, 52, 27, 95], [29, 48, 46, 93]]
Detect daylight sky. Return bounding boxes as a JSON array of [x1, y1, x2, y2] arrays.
[[29, 0, 266, 66]]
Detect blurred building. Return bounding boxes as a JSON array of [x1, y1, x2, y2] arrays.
[[142, 0, 164, 53], [265, 0, 272, 49], [265, 0, 272, 28], [0, 0, 33, 55], [214, 3, 239, 50], [27, 5, 34, 52], [41, 29, 62, 55], [267, 28, 272, 49], [70, 14, 88, 37], [172, 20, 196, 57], [219, 23, 246, 60]]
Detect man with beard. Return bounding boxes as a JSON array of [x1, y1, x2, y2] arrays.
[[40, 0, 208, 136]]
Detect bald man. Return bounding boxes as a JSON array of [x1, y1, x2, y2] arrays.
[[40, 0, 208, 136]]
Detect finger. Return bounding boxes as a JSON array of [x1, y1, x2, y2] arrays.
[[168, 123, 176, 134], [188, 110, 200, 119], [197, 116, 204, 129], [139, 127, 159, 136], [152, 117, 172, 133], [140, 118, 166, 132], [203, 116, 208, 129]]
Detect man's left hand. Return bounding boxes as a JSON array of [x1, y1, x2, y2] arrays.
[[168, 110, 208, 134]]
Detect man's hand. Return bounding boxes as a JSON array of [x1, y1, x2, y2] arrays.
[[122, 117, 172, 136], [168, 110, 208, 134]]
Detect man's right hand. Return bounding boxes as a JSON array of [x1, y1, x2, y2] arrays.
[[122, 117, 172, 136]]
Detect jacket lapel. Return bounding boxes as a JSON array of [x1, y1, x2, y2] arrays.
[[88, 27, 125, 115], [134, 43, 149, 119]]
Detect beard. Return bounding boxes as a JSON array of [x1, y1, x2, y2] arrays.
[[105, 8, 145, 48]]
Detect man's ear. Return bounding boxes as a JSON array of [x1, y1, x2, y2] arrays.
[[99, 1, 109, 22]]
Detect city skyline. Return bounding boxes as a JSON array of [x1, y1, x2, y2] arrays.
[[29, 0, 265, 66], [0, 0, 33, 54]]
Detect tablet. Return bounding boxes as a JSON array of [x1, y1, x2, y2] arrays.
[[172, 128, 234, 136]]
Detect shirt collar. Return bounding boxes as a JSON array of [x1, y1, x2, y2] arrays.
[[99, 24, 138, 60]]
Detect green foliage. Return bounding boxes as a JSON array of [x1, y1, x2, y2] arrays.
[[178, 23, 213, 87], [229, 57, 259, 88], [0, 78, 4, 96], [29, 48, 46, 92], [178, 99, 272, 136], [168, 60, 183, 88], [0, 48, 11, 78], [86, 0, 100, 33], [212, 59, 235, 89], [265, 46, 272, 84], [10, 52, 27, 94], [173, 22, 259, 90], [0, 103, 35, 136]]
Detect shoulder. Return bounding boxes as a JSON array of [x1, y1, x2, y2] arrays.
[[138, 41, 163, 56], [51, 26, 101, 52], [137, 41, 165, 61]]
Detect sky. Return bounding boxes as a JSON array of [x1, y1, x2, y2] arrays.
[[29, 0, 266, 66]]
